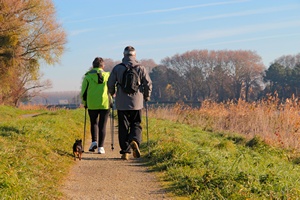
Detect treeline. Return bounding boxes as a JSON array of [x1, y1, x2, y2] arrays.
[[150, 50, 300, 102]]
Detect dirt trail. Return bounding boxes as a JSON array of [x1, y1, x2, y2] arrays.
[[60, 120, 172, 200]]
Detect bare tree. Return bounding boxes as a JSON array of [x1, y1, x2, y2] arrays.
[[139, 58, 157, 73], [263, 54, 300, 99], [160, 50, 265, 102], [225, 50, 265, 101], [104, 58, 121, 72], [273, 53, 300, 69]]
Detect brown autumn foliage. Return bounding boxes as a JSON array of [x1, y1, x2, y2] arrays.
[[102, 58, 157, 73], [160, 50, 265, 102], [0, 0, 66, 106], [139, 58, 157, 73], [103, 58, 121, 72]]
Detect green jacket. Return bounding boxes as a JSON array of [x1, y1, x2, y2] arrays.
[[81, 68, 111, 110]]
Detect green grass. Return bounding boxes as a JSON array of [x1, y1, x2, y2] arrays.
[[0, 106, 85, 199], [2, 106, 300, 199], [141, 118, 300, 199]]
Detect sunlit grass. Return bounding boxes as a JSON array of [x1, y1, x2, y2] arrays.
[[0, 106, 85, 199], [141, 118, 300, 199]]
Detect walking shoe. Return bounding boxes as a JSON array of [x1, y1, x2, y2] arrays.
[[89, 141, 97, 152], [130, 141, 141, 158], [121, 153, 129, 160], [98, 147, 105, 154]]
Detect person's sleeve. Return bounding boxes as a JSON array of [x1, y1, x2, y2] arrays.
[[105, 72, 113, 108], [107, 68, 117, 96], [141, 67, 152, 102], [80, 77, 88, 107]]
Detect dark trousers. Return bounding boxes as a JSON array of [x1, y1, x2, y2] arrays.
[[88, 109, 110, 147], [117, 110, 142, 154]]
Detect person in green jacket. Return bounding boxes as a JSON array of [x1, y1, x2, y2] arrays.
[[81, 57, 111, 154]]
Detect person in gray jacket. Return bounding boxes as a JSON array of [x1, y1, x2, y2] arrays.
[[108, 46, 152, 160]]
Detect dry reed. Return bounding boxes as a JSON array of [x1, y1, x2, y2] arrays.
[[149, 94, 300, 151], [18, 103, 47, 110]]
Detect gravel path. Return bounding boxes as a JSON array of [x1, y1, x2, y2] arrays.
[[60, 120, 172, 200]]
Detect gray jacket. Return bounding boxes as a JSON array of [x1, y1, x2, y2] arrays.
[[107, 55, 152, 110]]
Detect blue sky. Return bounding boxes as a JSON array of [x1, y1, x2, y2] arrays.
[[41, 0, 300, 92]]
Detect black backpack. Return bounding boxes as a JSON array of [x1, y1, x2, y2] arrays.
[[120, 63, 141, 94]]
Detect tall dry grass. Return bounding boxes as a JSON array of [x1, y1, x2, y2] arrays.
[[18, 104, 47, 110], [149, 94, 300, 151]]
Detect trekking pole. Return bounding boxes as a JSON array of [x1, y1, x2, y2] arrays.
[[111, 98, 115, 151], [145, 102, 150, 158], [83, 107, 87, 152]]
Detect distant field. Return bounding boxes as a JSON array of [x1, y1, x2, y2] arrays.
[[26, 91, 80, 105]]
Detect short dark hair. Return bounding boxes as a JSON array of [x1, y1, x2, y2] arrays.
[[92, 57, 104, 68], [123, 46, 136, 56]]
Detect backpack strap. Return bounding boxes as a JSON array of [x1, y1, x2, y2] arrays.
[[118, 63, 140, 84]]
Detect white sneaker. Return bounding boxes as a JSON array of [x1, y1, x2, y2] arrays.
[[98, 147, 105, 154], [89, 141, 97, 152]]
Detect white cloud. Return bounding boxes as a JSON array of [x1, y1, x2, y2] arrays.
[[69, 28, 95, 36], [160, 5, 299, 25], [206, 33, 300, 46], [128, 20, 300, 46], [66, 0, 249, 23]]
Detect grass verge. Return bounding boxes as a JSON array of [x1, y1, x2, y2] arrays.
[[0, 106, 85, 199], [141, 117, 300, 199]]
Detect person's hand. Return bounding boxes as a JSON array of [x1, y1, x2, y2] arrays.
[[83, 102, 87, 109], [144, 97, 150, 102]]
